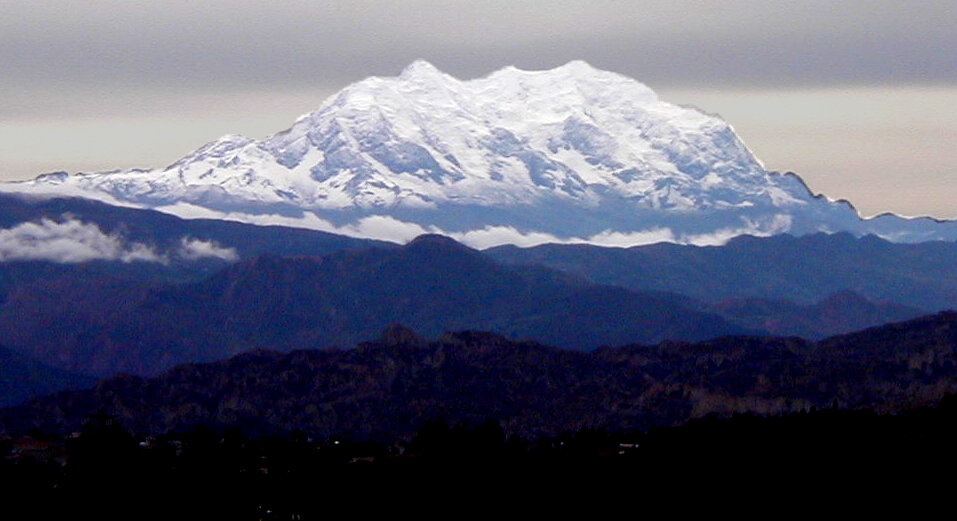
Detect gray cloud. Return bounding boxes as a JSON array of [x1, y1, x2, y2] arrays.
[[2, 1, 954, 96]]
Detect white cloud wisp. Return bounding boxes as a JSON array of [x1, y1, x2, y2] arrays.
[[0, 218, 165, 263], [0, 218, 241, 264]]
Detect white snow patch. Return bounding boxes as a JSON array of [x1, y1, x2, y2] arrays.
[[0, 185, 147, 210], [154, 202, 227, 220], [157, 204, 429, 244], [154, 203, 344, 234]]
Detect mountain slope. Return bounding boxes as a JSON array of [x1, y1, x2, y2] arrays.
[[0, 235, 744, 376], [4, 62, 953, 246], [708, 290, 925, 339], [0, 345, 96, 407], [487, 232, 957, 310]]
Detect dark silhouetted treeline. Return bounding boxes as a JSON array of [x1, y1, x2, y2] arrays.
[[5, 397, 957, 518]]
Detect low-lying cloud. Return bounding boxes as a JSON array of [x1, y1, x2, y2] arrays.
[[153, 204, 797, 249], [177, 237, 239, 262], [0, 218, 241, 264], [0, 218, 165, 263]]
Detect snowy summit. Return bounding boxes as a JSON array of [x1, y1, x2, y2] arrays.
[[3, 61, 953, 247]]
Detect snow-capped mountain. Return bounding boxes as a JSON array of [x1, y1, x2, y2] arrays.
[[4, 60, 954, 247]]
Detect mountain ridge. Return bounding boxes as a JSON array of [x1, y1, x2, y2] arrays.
[[0, 236, 745, 376], [486, 231, 957, 310], [6, 311, 957, 440], [5, 61, 955, 247]]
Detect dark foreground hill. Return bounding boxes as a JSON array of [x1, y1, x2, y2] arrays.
[[5, 312, 957, 440], [0, 346, 95, 407]]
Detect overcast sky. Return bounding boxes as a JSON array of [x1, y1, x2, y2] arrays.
[[1, 1, 955, 217]]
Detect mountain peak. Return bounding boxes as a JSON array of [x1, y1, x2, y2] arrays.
[[406, 234, 473, 252], [488, 60, 604, 78], [401, 234, 490, 264], [200, 134, 253, 152], [554, 59, 601, 75], [398, 60, 606, 81], [379, 323, 424, 347], [399, 59, 445, 80]]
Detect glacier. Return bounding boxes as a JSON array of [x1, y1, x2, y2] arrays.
[[3, 60, 955, 248]]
